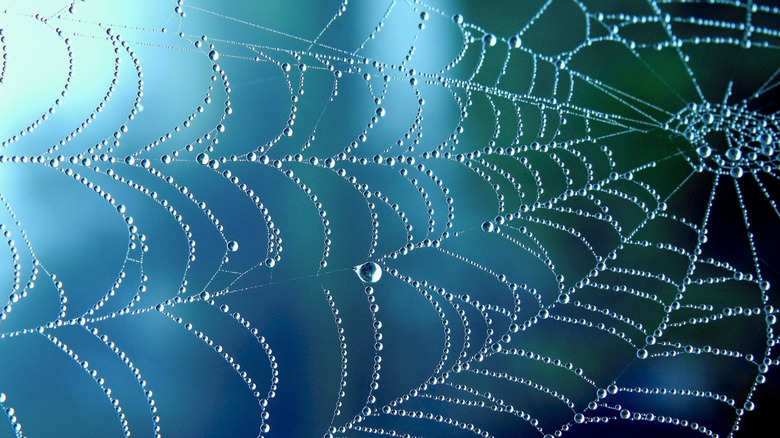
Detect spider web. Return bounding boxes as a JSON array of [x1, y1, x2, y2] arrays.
[[0, 0, 779, 437]]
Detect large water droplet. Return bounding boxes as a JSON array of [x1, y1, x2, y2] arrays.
[[726, 147, 742, 161], [354, 262, 382, 283]]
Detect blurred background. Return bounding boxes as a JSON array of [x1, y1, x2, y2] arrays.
[[0, 1, 778, 437]]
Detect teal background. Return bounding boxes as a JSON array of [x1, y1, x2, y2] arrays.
[[0, 1, 778, 437]]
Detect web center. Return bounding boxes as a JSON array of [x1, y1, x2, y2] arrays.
[[671, 102, 778, 177]]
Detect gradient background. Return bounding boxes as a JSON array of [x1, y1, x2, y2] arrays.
[[0, 1, 778, 437]]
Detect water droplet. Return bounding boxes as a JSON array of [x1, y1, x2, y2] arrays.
[[354, 262, 382, 283], [483, 33, 497, 47], [481, 221, 495, 232], [209, 50, 219, 61], [227, 241, 239, 252], [696, 145, 712, 158], [637, 348, 648, 359], [726, 147, 742, 161]]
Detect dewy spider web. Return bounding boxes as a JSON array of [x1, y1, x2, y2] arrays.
[[0, 0, 778, 437]]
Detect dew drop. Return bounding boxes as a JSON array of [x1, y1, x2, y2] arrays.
[[481, 221, 495, 232], [354, 262, 382, 283], [227, 241, 239, 252], [725, 147, 742, 161], [209, 50, 220, 61]]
